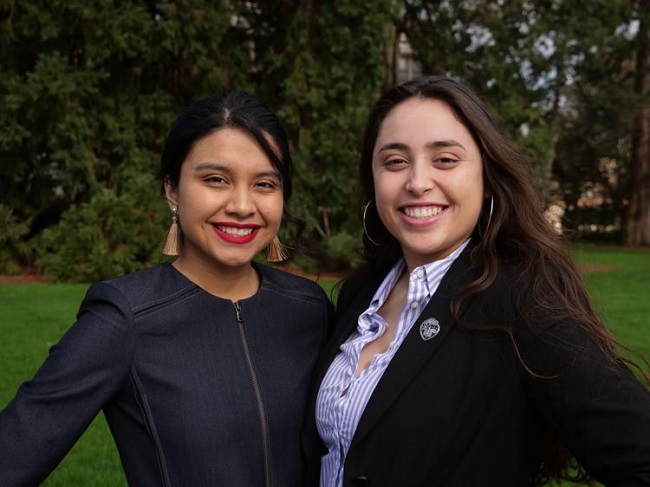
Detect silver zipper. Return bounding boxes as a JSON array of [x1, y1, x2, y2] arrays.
[[234, 301, 272, 486]]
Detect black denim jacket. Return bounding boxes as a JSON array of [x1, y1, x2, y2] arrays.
[[0, 262, 333, 486]]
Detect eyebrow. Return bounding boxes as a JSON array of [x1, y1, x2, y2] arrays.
[[194, 162, 228, 172], [193, 162, 281, 179], [377, 139, 467, 152]]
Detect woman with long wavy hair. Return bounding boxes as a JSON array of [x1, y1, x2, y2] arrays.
[[302, 76, 650, 486]]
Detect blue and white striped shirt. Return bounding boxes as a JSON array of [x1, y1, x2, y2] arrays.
[[315, 240, 469, 487]]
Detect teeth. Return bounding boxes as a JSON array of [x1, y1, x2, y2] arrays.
[[216, 225, 255, 236], [403, 207, 443, 218]]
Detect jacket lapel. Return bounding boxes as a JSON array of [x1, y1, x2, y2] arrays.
[[301, 273, 384, 467], [312, 273, 384, 390], [351, 248, 477, 443]]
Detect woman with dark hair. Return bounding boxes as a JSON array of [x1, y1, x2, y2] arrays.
[[302, 76, 650, 486], [0, 91, 332, 486]]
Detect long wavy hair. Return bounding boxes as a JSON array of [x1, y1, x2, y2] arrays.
[[357, 76, 647, 485]]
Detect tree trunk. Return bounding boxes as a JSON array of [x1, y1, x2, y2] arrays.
[[624, 0, 650, 246]]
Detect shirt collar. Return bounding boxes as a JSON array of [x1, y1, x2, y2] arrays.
[[368, 238, 471, 309], [414, 238, 471, 297]]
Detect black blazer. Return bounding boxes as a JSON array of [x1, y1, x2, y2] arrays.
[[302, 246, 650, 486]]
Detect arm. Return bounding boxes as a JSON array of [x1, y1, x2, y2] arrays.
[[0, 282, 135, 486], [521, 319, 650, 485]]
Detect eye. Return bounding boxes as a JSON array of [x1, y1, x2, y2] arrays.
[[383, 157, 408, 169], [255, 179, 281, 191], [433, 155, 459, 167], [204, 175, 228, 185]]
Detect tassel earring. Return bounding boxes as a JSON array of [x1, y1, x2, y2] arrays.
[[162, 206, 181, 256], [266, 236, 288, 262]]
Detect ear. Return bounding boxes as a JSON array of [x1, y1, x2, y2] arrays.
[[163, 176, 178, 209]]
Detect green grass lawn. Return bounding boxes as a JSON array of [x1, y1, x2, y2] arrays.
[[0, 245, 647, 486], [0, 283, 125, 486], [573, 244, 650, 361]]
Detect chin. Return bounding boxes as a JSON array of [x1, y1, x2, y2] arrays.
[[210, 254, 256, 269]]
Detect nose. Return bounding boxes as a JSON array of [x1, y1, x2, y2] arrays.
[[404, 162, 433, 195], [225, 185, 255, 216]]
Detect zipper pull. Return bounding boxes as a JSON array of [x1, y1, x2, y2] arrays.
[[234, 301, 243, 324]]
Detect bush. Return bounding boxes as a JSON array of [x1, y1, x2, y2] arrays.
[[34, 175, 168, 282], [0, 204, 32, 275], [322, 231, 365, 270]]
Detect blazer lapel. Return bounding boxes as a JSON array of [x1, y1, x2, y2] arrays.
[[351, 248, 477, 443], [301, 272, 383, 465], [312, 274, 383, 389]]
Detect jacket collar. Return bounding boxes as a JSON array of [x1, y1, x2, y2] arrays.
[[324, 243, 479, 444]]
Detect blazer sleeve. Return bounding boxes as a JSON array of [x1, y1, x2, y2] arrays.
[[0, 282, 136, 486], [519, 314, 650, 485]]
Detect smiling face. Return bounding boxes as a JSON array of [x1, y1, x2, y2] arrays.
[[372, 97, 484, 270], [165, 127, 284, 276]]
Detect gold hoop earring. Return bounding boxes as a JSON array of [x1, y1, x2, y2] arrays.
[[363, 201, 382, 246], [162, 206, 181, 256], [266, 236, 288, 262], [483, 196, 494, 237]]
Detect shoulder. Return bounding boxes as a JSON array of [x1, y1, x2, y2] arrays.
[[82, 263, 196, 317], [256, 263, 331, 308], [337, 267, 389, 314], [101, 262, 189, 292], [476, 264, 520, 305]]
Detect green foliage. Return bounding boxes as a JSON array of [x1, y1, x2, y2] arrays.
[[550, 2, 642, 237], [238, 0, 399, 259], [0, 0, 400, 280], [0, 0, 240, 281], [401, 0, 638, 210], [1, 0, 646, 282], [323, 231, 365, 270], [0, 204, 31, 274], [35, 171, 167, 282]]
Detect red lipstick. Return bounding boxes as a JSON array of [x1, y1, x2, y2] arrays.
[[212, 222, 260, 244]]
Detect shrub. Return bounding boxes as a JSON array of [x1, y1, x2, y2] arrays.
[[0, 204, 32, 275], [35, 175, 167, 282], [322, 231, 365, 270]]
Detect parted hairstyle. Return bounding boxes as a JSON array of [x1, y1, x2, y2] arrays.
[[159, 90, 304, 240], [357, 75, 648, 485]]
